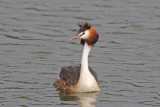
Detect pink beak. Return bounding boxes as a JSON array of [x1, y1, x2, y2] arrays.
[[70, 34, 82, 40], [70, 32, 84, 40]]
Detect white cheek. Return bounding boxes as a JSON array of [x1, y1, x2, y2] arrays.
[[80, 30, 89, 39]]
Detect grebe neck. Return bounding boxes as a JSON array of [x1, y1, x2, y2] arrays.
[[77, 42, 100, 92], [81, 42, 92, 72]]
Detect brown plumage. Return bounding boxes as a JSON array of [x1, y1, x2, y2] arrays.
[[54, 65, 98, 91], [80, 27, 99, 46]]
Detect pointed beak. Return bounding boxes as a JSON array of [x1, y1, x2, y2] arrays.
[[70, 32, 83, 40], [70, 34, 81, 40]]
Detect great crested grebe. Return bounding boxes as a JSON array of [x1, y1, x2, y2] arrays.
[[54, 22, 101, 92]]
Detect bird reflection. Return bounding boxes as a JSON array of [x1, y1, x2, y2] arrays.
[[58, 90, 99, 107]]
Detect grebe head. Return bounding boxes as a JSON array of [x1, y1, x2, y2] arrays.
[[70, 22, 99, 45]]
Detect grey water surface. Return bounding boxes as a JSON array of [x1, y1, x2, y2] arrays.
[[0, 0, 160, 107]]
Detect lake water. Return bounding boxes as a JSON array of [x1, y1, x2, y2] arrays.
[[0, 0, 160, 107]]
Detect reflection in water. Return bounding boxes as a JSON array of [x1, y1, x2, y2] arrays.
[[58, 91, 98, 107]]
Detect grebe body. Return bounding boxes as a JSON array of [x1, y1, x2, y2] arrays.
[[54, 22, 101, 92]]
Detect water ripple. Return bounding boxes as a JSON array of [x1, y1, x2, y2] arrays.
[[0, 0, 160, 107]]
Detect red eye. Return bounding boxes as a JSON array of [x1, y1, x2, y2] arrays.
[[80, 32, 85, 36]]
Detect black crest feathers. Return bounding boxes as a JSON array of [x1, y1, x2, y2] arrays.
[[77, 22, 91, 39], [78, 22, 91, 29]]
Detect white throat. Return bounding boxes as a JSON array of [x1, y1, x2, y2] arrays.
[[81, 42, 92, 72], [76, 42, 100, 92]]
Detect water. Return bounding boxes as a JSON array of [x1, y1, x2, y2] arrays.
[[0, 0, 160, 107]]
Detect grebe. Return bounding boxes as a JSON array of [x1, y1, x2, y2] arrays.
[[54, 22, 101, 92]]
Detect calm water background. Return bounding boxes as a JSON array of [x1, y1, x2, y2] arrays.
[[0, 0, 160, 107]]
